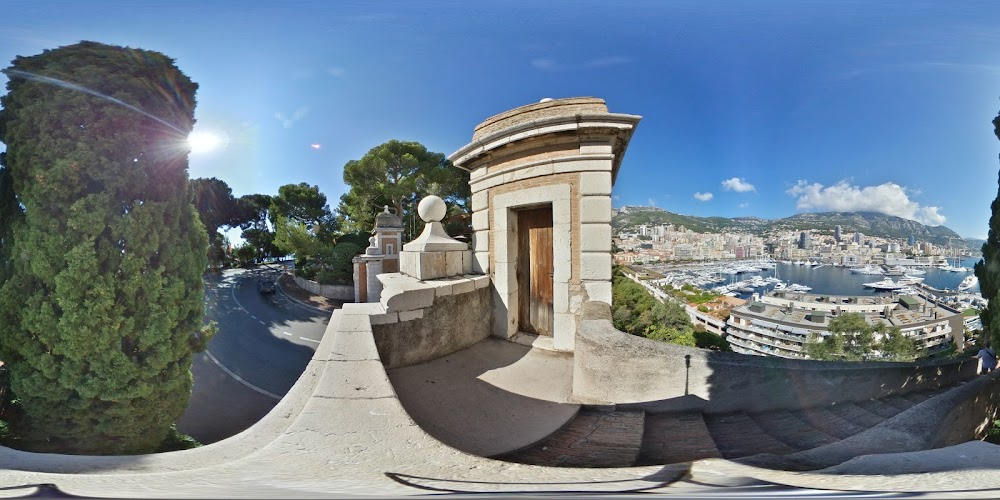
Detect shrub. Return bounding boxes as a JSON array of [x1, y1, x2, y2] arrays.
[[156, 425, 202, 452]]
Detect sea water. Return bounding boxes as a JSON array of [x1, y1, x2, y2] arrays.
[[726, 257, 982, 298]]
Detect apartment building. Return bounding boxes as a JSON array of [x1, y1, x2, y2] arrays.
[[725, 291, 963, 359]]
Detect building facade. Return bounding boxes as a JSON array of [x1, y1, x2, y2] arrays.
[[725, 291, 963, 359]]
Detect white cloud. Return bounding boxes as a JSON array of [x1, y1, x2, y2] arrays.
[[647, 198, 657, 207], [612, 195, 621, 201], [786, 180, 947, 226], [583, 56, 634, 68], [739, 202, 750, 208], [693, 192, 713, 201], [327, 67, 347, 77], [721, 177, 756, 193], [275, 106, 310, 128], [531, 56, 633, 71], [531, 58, 556, 69]]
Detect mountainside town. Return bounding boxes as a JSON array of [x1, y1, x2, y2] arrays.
[[614, 206, 975, 268]]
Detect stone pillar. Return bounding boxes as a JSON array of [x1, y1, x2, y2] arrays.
[[352, 206, 404, 303], [352, 255, 367, 303], [399, 196, 472, 280]]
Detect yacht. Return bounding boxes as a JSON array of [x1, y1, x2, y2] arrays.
[[863, 278, 907, 291], [850, 265, 883, 275], [958, 275, 979, 291], [897, 275, 925, 285]]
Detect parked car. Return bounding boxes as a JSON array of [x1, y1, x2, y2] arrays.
[[256, 277, 276, 295]]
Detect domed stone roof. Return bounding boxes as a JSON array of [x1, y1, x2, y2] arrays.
[[374, 205, 402, 230]]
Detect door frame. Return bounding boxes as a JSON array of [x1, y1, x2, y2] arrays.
[[491, 184, 572, 348], [516, 205, 554, 336]]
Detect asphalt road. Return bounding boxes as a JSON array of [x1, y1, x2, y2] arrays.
[[176, 268, 331, 444]]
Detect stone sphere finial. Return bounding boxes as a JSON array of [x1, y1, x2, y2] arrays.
[[417, 195, 446, 223]]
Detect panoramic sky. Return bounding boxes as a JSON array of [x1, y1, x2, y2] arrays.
[[3, 1, 1000, 239]]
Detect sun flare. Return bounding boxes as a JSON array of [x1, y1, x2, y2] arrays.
[[187, 130, 224, 154]]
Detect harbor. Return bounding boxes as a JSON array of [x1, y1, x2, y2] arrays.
[[639, 257, 986, 310]]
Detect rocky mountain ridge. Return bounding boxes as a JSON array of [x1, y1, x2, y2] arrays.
[[612, 206, 980, 249]]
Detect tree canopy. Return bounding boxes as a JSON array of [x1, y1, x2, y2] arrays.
[[0, 41, 211, 454], [805, 313, 920, 362], [611, 268, 731, 351], [189, 177, 244, 240], [337, 140, 470, 238], [974, 110, 1000, 347]]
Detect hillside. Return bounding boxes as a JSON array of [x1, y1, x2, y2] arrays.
[[612, 206, 973, 249]]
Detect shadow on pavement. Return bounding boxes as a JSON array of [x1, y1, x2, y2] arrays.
[[387, 337, 579, 457]]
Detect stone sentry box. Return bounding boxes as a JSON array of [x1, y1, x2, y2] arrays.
[[449, 97, 640, 351]]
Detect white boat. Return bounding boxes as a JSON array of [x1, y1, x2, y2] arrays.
[[897, 275, 925, 285], [901, 266, 926, 276], [863, 278, 907, 291], [787, 283, 812, 292], [850, 265, 883, 275], [772, 282, 787, 290], [958, 275, 979, 291], [883, 266, 906, 276]]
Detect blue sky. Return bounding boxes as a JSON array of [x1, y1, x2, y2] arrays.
[[3, 1, 1000, 239]]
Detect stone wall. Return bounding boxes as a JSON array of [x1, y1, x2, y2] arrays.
[[573, 301, 979, 413], [371, 274, 492, 368], [292, 276, 355, 301]]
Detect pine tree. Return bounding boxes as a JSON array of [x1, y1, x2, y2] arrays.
[[974, 111, 1000, 347], [0, 41, 210, 454]]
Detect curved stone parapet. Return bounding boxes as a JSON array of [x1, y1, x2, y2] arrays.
[[0, 299, 995, 496], [574, 301, 980, 413]]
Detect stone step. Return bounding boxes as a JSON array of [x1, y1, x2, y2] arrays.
[[637, 411, 722, 465], [747, 410, 839, 451], [702, 411, 797, 459], [900, 391, 931, 405], [856, 398, 904, 419], [826, 401, 886, 429], [881, 395, 917, 411], [495, 408, 645, 468], [791, 407, 865, 440]]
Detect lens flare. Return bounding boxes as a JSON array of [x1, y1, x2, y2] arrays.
[[187, 131, 226, 154]]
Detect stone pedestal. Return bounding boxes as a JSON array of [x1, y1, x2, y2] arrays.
[[398, 197, 471, 281]]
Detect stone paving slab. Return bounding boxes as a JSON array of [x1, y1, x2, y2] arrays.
[[386, 337, 578, 457], [702, 411, 797, 458], [496, 408, 645, 467], [638, 410, 722, 465], [825, 401, 886, 429]]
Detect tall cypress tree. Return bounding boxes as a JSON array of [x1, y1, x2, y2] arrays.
[[0, 41, 210, 454], [974, 112, 1000, 347]]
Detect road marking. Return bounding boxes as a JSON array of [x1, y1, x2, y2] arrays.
[[250, 315, 257, 321], [203, 350, 281, 401], [258, 320, 266, 325], [282, 331, 292, 336], [299, 337, 320, 343]]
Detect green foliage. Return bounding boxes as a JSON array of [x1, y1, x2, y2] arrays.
[[315, 242, 363, 285], [976, 112, 1000, 348], [270, 182, 336, 239], [189, 177, 245, 269], [0, 41, 208, 454], [272, 214, 319, 264], [611, 268, 698, 347], [156, 424, 202, 452], [805, 313, 921, 362], [236, 194, 277, 261], [694, 328, 732, 352], [233, 241, 258, 267], [337, 140, 470, 238]]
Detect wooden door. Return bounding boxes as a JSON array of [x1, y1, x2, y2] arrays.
[[517, 206, 553, 336]]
